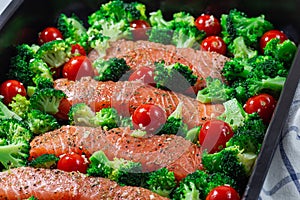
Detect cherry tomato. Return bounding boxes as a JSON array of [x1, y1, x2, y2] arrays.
[[130, 19, 151, 41], [206, 185, 240, 200], [199, 119, 234, 153], [57, 152, 88, 173], [259, 30, 288, 53], [201, 36, 227, 55], [195, 14, 221, 36], [38, 27, 63, 45], [62, 55, 95, 81], [243, 93, 276, 124], [128, 66, 155, 85], [132, 104, 167, 133], [0, 80, 26, 105], [53, 98, 72, 121], [71, 44, 86, 56]]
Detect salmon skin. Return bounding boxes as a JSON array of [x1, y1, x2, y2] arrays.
[[29, 125, 202, 181], [89, 39, 230, 91], [0, 167, 169, 200], [54, 77, 224, 128]]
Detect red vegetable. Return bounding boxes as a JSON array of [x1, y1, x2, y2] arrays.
[[206, 185, 240, 200], [38, 27, 63, 45], [132, 104, 167, 134], [71, 44, 86, 56], [62, 55, 95, 81], [130, 19, 151, 41], [199, 119, 234, 153], [57, 152, 88, 174], [128, 66, 155, 85], [259, 30, 288, 53], [201, 36, 227, 55], [195, 14, 221, 36], [0, 79, 27, 105], [243, 93, 276, 124]]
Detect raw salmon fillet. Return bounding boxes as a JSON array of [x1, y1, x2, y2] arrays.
[[29, 126, 202, 181], [89, 39, 230, 91], [0, 167, 169, 200], [54, 77, 225, 128]]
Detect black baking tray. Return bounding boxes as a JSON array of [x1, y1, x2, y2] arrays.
[[0, 0, 299, 199]]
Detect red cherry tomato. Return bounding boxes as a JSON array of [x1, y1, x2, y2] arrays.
[[201, 36, 227, 55], [195, 14, 221, 36], [132, 104, 167, 133], [206, 185, 240, 200], [259, 30, 288, 53], [128, 66, 155, 85], [199, 119, 234, 153], [38, 27, 63, 45], [53, 98, 72, 121], [71, 44, 86, 56], [57, 152, 88, 173], [243, 93, 276, 124], [62, 55, 95, 81], [130, 19, 151, 41], [0, 80, 27, 105]]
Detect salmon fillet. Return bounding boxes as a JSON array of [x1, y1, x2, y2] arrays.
[[54, 77, 225, 128], [29, 125, 202, 181], [0, 167, 169, 200], [88, 39, 230, 91]]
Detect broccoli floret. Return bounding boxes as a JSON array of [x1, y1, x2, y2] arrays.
[[149, 10, 174, 29], [0, 139, 30, 170], [68, 103, 95, 126], [172, 170, 237, 200], [0, 118, 32, 143], [7, 44, 40, 86], [119, 116, 133, 129], [201, 146, 257, 192], [157, 102, 188, 137], [146, 167, 177, 198], [9, 94, 30, 119], [36, 40, 71, 68], [172, 26, 205, 48], [154, 61, 198, 93], [29, 88, 67, 115], [93, 57, 130, 82], [148, 27, 173, 45], [29, 58, 53, 81], [196, 77, 235, 103], [263, 38, 297, 66], [228, 36, 257, 59], [87, 28, 111, 58], [87, 150, 148, 187], [0, 99, 22, 120], [101, 18, 132, 42], [220, 9, 273, 47], [124, 1, 147, 22], [57, 13, 89, 50], [184, 126, 201, 143], [27, 77, 54, 97], [26, 109, 60, 135], [91, 107, 120, 130], [29, 154, 59, 169]]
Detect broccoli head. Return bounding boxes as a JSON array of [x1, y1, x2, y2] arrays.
[[68, 103, 95, 126], [148, 27, 173, 45], [29, 58, 53, 81], [29, 154, 59, 169], [146, 167, 177, 198], [149, 10, 174, 29], [172, 26, 205, 48], [87, 28, 111, 58], [29, 88, 67, 115], [36, 40, 71, 68], [26, 109, 60, 135], [227, 36, 257, 59], [124, 1, 147, 22], [0, 118, 32, 143], [0, 99, 22, 121], [91, 107, 120, 130], [93, 57, 130, 82], [9, 94, 30, 119], [154, 61, 198, 93]]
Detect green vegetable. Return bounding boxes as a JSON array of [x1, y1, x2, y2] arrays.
[[172, 170, 237, 200], [36, 40, 71, 68], [86, 28, 111, 58], [158, 102, 188, 137], [0, 99, 22, 121], [91, 107, 120, 130], [228, 36, 257, 59], [29, 88, 66, 115], [9, 94, 30, 119], [146, 167, 177, 198], [68, 103, 95, 126], [149, 10, 174, 29], [148, 27, 173, 45], [26, 109, 60, 135], [93, 57, 130, 82], [29, 154, 59, 169], [154, 61, 197, 93], [172, 25, 205, 48]]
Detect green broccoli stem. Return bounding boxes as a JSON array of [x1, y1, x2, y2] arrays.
[[249, 76, 286, 96]]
